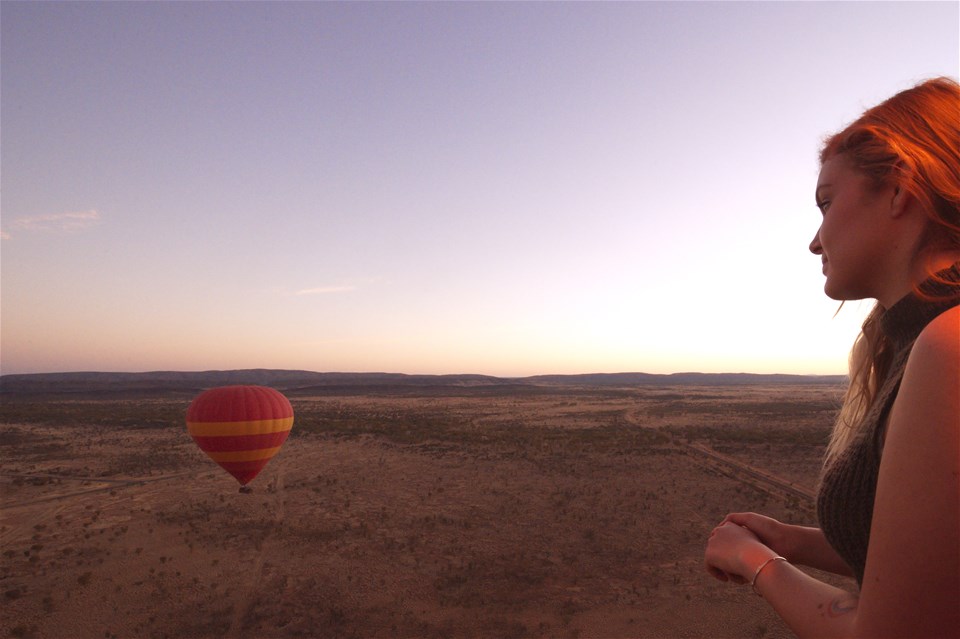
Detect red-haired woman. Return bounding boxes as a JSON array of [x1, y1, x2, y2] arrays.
[[705, 77, 960, 638]]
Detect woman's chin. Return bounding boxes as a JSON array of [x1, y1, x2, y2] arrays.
[[823, 279, 841, 300], [823, 278, 853, 301], [823, 280, 872, 303]]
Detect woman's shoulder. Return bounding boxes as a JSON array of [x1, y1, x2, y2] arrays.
[[911, 303, 960, 369], [894, 303, 959, 435]]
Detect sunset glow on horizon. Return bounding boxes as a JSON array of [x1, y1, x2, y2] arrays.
[[2, 2, 957, 377]]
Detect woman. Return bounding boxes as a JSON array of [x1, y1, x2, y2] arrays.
[[704, 76, 960, 638]]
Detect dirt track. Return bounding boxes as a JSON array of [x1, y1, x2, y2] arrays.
[[681, 444, 815, 502]]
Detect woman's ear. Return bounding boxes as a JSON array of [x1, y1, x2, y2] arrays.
[[888, 164, 914, 219], [890, 184, 911, 218]]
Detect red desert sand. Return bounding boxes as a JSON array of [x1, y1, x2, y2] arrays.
[[1, 385, 853, 638]]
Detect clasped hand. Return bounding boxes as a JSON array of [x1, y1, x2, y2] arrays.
[[704, 513, 782, 584]]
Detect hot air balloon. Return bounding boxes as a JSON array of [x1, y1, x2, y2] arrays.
[[186, 385, 294, 490]]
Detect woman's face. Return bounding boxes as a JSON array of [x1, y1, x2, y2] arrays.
[[809, 155, 897, 301]]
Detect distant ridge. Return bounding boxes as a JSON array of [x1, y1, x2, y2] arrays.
[[523, 372, 846, 386], [0, 369, 846, 396]]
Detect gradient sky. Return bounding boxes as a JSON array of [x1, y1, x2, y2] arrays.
[[2, 1, 958, 377]]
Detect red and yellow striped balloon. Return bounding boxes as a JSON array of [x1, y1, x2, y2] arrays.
[[186, 385, 294, 486]]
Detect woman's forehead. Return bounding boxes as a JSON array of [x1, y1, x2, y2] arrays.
[[817, 155, 852, 187]]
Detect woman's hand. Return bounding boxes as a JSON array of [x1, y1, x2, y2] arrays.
[[704, 520, 778, 585], [720, 512, 797, 561]]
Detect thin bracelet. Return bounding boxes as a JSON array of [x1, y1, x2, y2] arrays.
[[750, 556, 786, 597]]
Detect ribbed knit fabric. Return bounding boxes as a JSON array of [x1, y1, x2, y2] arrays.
[[816, 263, 960, 586]]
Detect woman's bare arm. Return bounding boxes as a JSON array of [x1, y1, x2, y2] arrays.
[[706, 522, 860, 637], [785, 525, 854, 578], [721, 513, 854, 578]]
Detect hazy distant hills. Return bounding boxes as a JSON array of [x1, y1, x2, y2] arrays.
[[523, 372, 846, 386], [0, 369, 846, 396]]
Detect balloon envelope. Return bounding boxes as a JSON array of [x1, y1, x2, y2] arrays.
[[186, 385, 294, 486]]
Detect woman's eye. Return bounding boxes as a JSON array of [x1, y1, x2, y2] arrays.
[[817, 200, 830, 214]]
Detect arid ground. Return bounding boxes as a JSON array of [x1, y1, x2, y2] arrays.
[[1, 383, 854, 638]]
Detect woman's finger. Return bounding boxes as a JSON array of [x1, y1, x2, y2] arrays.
[[723, 512, 758, 527]]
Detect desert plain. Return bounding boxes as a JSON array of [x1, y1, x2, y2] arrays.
[[0, 381, 854, 639]]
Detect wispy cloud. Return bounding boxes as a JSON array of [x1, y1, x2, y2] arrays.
[[294, 285, 357, 296], [2, 210, 102, 239]]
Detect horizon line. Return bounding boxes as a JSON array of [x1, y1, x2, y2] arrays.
[[0, 368, 849, 379]]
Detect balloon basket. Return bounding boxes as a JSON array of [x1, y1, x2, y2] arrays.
[[239, 486, 253, 494]]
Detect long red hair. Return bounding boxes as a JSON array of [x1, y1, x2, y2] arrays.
[[821, 77, 960, 465]]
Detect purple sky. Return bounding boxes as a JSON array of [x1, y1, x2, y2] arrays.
[[2, 1, 957, 375]]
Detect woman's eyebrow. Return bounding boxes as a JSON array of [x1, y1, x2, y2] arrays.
[[815, 184, 831, 201]]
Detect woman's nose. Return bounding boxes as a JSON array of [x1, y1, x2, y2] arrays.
[[809, 229, 823, 255]]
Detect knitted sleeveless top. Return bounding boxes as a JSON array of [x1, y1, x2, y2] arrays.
[[816, 263, 960, 586]]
